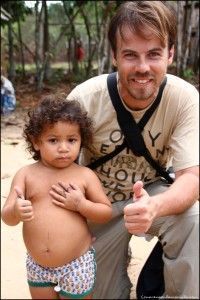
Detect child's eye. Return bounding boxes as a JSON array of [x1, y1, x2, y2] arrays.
[[48, 138, 57, 144], [68, 138, 77, 144]]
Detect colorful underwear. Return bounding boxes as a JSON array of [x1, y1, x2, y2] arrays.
[[26, 247, 96, 299]]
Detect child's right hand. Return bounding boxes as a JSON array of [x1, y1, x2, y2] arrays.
[[14, 186, 34, 222]]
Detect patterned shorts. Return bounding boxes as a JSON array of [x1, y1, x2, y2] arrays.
[[26, 247, 96, 298]]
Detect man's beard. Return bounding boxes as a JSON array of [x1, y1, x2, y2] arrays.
[[127, 85, 156, 101], [126, 72, 161, 101]]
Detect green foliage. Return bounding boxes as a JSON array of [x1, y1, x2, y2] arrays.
[[182, 68, 195, 81], [1, 0, 198, 87], [180, 67, 199, 89], [15, 63, 36, 73], [19, 13, 35, 46], [1, 1, 32, 26], [48, 3, 67, 22]]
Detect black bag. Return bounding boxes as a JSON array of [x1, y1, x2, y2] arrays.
[[136, 240, 164, 299], [88, 72, 174, 298]]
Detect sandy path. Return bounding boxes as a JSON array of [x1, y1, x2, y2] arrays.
[[1, 110, 157, 299]]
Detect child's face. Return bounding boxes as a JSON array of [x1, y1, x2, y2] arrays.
[[33, 121, 81, 168]]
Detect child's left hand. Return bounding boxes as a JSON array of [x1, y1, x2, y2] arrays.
[[49, 182, 85, 212]]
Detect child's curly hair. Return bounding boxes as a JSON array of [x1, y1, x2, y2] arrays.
[[24, 96, 94, 161]]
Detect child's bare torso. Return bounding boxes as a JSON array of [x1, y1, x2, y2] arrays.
[[23, 162, 91, 268]]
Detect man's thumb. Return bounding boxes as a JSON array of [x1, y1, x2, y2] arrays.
[[133, 181, 143, 201], [14, 186, 25, 200]]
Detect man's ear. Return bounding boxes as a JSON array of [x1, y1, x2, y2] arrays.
[[168, 45, 175, 65], [111, 51, 117, 67]]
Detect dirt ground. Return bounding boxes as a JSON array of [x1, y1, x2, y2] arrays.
[[1, 88, 157, 299]]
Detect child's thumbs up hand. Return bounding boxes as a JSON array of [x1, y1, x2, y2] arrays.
[[14, 186, 34, 222], [14, 186, 25, 200]]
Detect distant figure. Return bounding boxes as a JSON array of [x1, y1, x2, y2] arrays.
[[1, 75, 16, 114], [76, 39, 85, 62]]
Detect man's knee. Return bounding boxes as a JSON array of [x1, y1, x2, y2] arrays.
[[159, 202, 199, 257]]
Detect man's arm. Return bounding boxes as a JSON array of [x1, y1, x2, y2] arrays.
[[124, 166, 199, 234], [153, 166, 199, 217]]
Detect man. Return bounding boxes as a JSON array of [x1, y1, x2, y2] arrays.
[[52, 1, 199, 299]]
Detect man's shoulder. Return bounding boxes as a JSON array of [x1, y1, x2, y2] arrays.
[[72, 74, 108, 93], [165, 74, 199, 108], [166, 74, 198, 94], [67, 74, 111, 110]]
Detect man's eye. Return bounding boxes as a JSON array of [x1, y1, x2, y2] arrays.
[[125, 53, 136, 58], [149, 52, 160, 58]]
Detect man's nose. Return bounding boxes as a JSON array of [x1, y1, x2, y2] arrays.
[[135, 58, 150, 74]]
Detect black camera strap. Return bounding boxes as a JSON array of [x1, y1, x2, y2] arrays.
[[107, 72, 173, 184], [88, 72, 173, 184]]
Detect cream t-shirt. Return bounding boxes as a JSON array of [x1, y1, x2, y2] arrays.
[[67, 73, 199, 203]]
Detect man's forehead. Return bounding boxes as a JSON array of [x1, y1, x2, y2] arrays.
[[117, 25, 167, 48]]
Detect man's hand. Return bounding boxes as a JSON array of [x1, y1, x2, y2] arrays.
[[14, 186, 34, 222], [124, 181, 157, 234]]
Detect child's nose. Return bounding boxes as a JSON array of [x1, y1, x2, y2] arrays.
[[58, 142, 69, 152]]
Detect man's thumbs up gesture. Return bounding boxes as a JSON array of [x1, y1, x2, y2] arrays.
[[14, 186, 34, 222], [124, 181, 156, 234]]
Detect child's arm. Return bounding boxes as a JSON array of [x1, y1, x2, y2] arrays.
[[50, 168, 112, 223], [1, 168, 34, 226]]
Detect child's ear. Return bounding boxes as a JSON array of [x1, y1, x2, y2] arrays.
[[31, 137, 40, 151]]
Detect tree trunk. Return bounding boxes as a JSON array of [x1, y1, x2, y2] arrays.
[[11, 28, 35, 60], [97, 2, 114, 75], [62, 1, 79, 74], [66, 38, 72, 73], [17, 18, 25, 78], [176, 1, 184, 76], [95, 1, 100, 41], [80, 6, 93, 77], [7, 20, 15, 82], [35, 0, 44, 90], [43, 0, 51, 80], [182, 1, 195, 72], [38, 52, 50, 91], [35, 0, 41, 84], [193, 23, 199, 74]]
